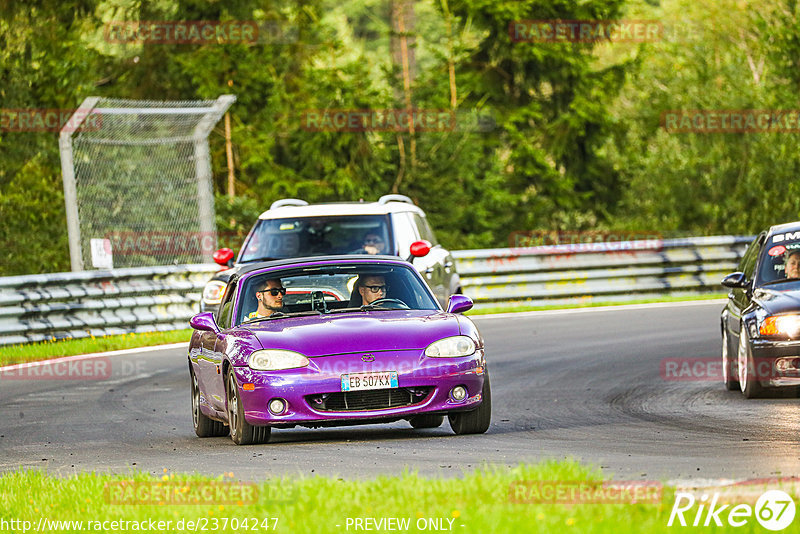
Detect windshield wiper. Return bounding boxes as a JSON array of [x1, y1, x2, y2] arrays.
[[359, 304, 403, 311], [243, 310, 322, 323], [241, 256, 277, 263]]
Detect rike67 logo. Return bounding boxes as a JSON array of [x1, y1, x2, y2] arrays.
[[668, 488, 796, 530]]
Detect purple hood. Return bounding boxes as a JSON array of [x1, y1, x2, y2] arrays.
[[240, 310, 463, 357]]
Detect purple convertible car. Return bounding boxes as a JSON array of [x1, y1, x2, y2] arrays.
[[188, 256, 490, 445]]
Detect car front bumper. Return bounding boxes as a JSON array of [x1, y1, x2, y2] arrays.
[[751, 339, 800, 386], [231, 349, 486, 426]]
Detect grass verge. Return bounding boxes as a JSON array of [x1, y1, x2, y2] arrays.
[[0, 330, 192, 367], [0, 461, 698, 533]]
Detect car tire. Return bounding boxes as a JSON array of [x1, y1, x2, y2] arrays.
[[409, 414, 444, 429], [448, 373, 492, 435], [191, 370, 228, 437], [721, 327, 739, 391], [226, 370, 271, 445], [737, 325, 765, 399]]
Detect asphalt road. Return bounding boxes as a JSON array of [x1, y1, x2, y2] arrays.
[[2, 301, 800, 482]]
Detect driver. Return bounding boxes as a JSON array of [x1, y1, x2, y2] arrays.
[[351, 232, 387, 255], [248, 278, 286, 319], [357, 275, 387, 306], [786, 250, 800, 279]]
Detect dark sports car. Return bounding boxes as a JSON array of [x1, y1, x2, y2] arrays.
[[721, 222, 800, 397], [188, 256, 490, 444]]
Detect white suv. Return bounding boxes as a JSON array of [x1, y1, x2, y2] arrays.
[[201, 195, 462, 310]]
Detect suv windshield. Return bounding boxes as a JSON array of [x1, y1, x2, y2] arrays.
[[758, 238, 800, 285], [239, 215, 393, 262]]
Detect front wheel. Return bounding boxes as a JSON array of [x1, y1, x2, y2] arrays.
[[226, 370, 271, 445], [448, 373, 492, 435], [721, 327, 738, 391], [738, 325, 765, 399], [191, 370, 228, 437]]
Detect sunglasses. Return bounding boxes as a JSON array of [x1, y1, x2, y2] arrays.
[[259, 288, 286, 296], [364, 238, 383, 244], [364, 285, 387, 293]]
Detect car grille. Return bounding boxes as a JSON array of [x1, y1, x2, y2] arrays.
[[307, 387, 432, 412]]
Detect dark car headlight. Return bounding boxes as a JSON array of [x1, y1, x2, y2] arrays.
[[249, 350, 310, 370], [759, 314, 800, 339], [425, 336, 476, 358]]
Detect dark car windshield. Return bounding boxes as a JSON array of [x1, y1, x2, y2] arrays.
[[757, 236, 800, 286], [234, 263, 438, 325], [239, 215, 393, 262]]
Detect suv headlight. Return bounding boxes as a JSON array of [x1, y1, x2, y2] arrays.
[[202, 280, 227, 305], [425, 336, 476, 358], [759, 314, 800, 338], [249, 350, 310, 371]]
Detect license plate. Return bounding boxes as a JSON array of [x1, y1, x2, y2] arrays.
[[341, 371, 398, 392]]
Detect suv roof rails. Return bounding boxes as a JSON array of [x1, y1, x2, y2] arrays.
[[377, 194, 414, 205], [270, 198, 309, 210]]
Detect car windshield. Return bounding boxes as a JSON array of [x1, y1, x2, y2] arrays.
[[239, 215, 393, 262], [234, 263, 438, 326], [757, 238, 800, 286]]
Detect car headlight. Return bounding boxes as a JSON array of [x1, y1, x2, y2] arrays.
[[759, 314, 800, 338], [202, 280, 227, 306], [424, 336, 476, 358], [249, 350, 309, 371]]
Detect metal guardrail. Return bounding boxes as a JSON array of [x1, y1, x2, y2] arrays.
[[0, 236, 753, 345], [0, 265, 218, 346], [454, 236, 753, 310]]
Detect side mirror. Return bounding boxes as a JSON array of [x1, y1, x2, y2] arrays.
[[410, 240, 431, 258], [721, 272, 749, 289], [213, 248, 235, 268], [190, 312, 219, 332], [446, 294, 473, 314]]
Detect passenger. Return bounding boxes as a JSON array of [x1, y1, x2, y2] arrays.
[[248, 278, 286, 319], [786, 250, 800, 279], [357, 275, 387, 306]]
